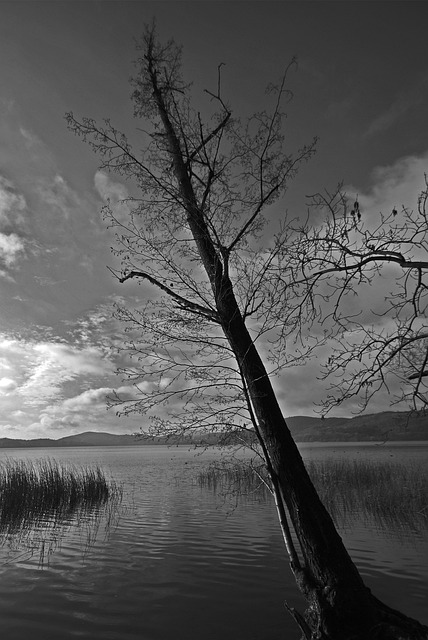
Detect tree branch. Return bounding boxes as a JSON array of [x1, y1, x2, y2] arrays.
[[186, 111, 231, 165], [115, 268, 220, 323]]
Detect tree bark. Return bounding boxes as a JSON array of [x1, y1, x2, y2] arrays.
[[215, 278, 428, 639], [150, 56, 428, 640]]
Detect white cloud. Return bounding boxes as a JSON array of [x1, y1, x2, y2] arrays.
[[0, 175, 27, 227], [23, 388, 106, 434], [18, 126, 56, 171], [34, 343, 110, 375], [115, 384, 149, 397], [0, 268, 15, 281], [36, 387, 112, 433], [352, 152, 428, 215], [36, 174, 80, 220], [18, 342, 114, 405], [0, 377, 18, 394], [94, 171, 128, 201], [32, 382, 150, 436], [0, 330, 125, 437], [54, 384, 147, 415], [0, 232, 25, 268], [60, 387, 113, 412], [94, 171, 132, 222], [19, 126, 42, 148], [301, 151, 428, 414], [0, 356, 11, 371], [0, 176, 27, 274], [260, 151, 428, 418], [344, 152, 428, 284], [0, 334, 114, 401], [11, 409, 27, 418]]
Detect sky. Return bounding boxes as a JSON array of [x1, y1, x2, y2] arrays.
[[1, 1, 428, 439]]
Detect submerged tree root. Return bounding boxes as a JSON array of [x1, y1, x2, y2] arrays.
[[365, 597, 428, 640], [285, 588, 428, 640]]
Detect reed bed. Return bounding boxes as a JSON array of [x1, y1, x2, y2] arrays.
[[0, 458, 122, 538], [197, 457, 428, 535], [197, 460, 271, 501], [306, 458, 428, 533]]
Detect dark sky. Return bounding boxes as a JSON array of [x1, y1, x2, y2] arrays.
[[1, 1, 428, 438]]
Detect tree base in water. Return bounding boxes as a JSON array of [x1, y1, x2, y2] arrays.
[[289, 591, 428, 640]]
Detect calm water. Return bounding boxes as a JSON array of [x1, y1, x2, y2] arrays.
[[0, 442, 427, 639]]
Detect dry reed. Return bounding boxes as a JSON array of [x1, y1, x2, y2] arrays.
[[197, 456, 428, 535]]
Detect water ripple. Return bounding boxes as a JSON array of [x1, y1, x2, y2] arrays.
[[0, 444, 427, 639]]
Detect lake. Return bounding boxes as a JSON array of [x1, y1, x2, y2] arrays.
[[0, 442, 427, 639]]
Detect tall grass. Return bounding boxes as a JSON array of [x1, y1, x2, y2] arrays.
[[306, 458, 428, 534], [197, 460, 271, 502], [0, 458, 122, 562], [197, 457, 428, 536]]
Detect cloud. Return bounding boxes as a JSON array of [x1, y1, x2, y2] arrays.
[[0, 377, 18, 394], [58, 387, 113, 412], [265, 150, 428, 417], [61, 301, 122, 348], [17, 126, 57, 172], [36, 174, 81, 220], [342, 153, 428, 324], [18, 342, 114, 405], [0, 268, 16, 282], [94, 171, 132, 222], [115, 383, 150, 398], [0, 175, 27, 227], [347, 150, 428, 225], [0, 334, 115, 404], [0, 176, 27, 274], [364, 96, 417, 139], [363, 77, 428, 139], [33, 382, 150, 435], [19, 126, 43, 149], [304, 151, 428, 413], [43, 384, 142, 418], [36, 343, 110, 375], [33, 275, 66, 287], [94, 171, 128, 202], [0, 232, 25, 268], [0, 329, 126, 437]]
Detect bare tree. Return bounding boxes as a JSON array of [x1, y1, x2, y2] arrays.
[[283, 183, 428, 414], [67, 27, 428, 640]]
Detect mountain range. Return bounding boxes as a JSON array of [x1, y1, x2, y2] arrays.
[[0, 411, 426, 448]]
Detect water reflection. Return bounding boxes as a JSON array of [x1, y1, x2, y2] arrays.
[[0, 458, 122, 567], [0, 444, 426, 640], [197, 452, 428, 539]]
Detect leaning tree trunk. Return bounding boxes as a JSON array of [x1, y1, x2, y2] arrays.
[[216, 277, 428, 640], [150, 64, 428, 639]]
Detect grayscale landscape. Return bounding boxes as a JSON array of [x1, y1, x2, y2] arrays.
[[1, 2, 427, 639]]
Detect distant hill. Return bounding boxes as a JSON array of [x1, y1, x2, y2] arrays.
[[0, 412, 426, 448], [0, 431, 147, 449], [0, 431, 198, 449], [286, 411, 427, 442]]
